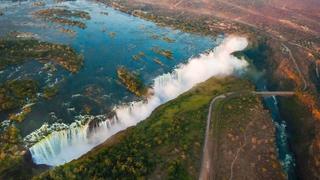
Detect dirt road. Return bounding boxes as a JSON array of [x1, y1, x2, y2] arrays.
[[199, 91, 294, 180]]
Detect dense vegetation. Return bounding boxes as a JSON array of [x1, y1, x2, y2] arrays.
[[36, 77, 252, 179], [0, 79, 38, 112], [0, 38, 83, 73], [0, 125, 33, 180]]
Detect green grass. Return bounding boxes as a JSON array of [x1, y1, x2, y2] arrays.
[[36, 77, 253, 179]]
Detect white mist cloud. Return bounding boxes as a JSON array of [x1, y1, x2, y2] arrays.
[[28, 36, 248, 166]]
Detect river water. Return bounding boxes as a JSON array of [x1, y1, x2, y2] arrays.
[[0, 0, 217, 135]]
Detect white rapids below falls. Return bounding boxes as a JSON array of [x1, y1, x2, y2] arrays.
[[24, 36, 249, 166]]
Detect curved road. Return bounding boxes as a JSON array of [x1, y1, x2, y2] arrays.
[[199, 93, 233, 180], [199, 91, 295, 180]]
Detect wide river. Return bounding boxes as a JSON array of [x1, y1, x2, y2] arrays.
[[0, 0, 218, 135]]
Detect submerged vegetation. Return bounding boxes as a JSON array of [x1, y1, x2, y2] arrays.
[[151, 47, 173, 60], [117, 67, 147, 97], [32, 1, 45, 7], [162, 37, 175, 43], [108, 32, 116, 38], [152, 58, 164, 66], [132, 51, 164, 66], [35, 77, 256, 179], [132, 51, 146, 61], [0, 38, 83, 73], [33, 8, 91, 29], [59, 28, 77, 37]]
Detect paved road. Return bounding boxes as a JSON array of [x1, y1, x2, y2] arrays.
[[199, 91, 295, 180], [252, 91, 295, 96], [199, 93, 231, 180]]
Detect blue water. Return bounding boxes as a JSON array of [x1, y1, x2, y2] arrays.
[[0, 0, 218, 135]]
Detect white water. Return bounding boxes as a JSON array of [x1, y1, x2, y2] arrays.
[[27, 36, 249, 166]]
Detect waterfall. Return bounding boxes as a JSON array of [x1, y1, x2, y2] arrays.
[[24, 36, 249, 166]]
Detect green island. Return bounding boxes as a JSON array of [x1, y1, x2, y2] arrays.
[[0, 38, 83, 73], [33, 8, 91, 29], [0, 79, 38, 112], [117, 67, 147, 97], [34, 77, 283, 179]]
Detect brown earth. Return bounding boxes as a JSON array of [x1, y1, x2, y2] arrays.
[[214, 95, 285, 180]]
